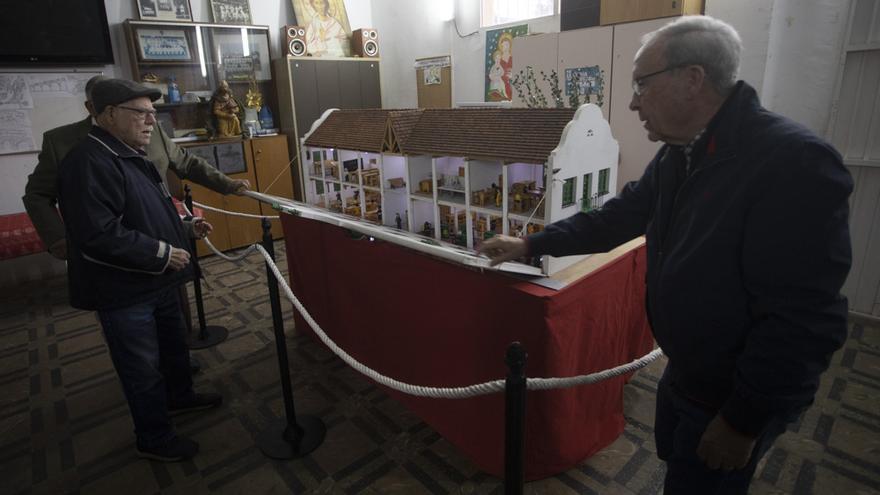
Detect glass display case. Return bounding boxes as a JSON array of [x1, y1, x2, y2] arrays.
[[123, 19, 277, 142]]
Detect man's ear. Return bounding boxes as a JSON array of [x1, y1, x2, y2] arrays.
[[684, 65, 707, 97], [84, 101, 95, 117]]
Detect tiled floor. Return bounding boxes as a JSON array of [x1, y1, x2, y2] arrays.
[[1, 241, 878, 494]]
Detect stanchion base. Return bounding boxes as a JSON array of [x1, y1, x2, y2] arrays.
[[189, 325, 229, 349], [256, 416, 326, 459]]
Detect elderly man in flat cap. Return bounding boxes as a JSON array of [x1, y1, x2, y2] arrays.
[[57, 79, 221, 462]]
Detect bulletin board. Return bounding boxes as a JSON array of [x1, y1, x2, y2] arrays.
[[415, 56, 452, 109], [0, 71, 101, 155]]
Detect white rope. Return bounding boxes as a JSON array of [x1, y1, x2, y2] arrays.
[[185, 204, 665, 398], [193, 200, 280, 219], [253, 241, 663, 399]]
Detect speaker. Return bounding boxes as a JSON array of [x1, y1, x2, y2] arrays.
[[284, 25, 307, 57], [351, 28, 379, 58]]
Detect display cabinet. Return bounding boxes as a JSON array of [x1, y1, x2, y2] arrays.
[[123, 19, 278, 140]]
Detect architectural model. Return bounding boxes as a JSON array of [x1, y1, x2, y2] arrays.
[[300, 105, 618, 275]]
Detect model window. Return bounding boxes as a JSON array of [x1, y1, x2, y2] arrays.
[[582, 173, 593, 211], [562, 177, 576, 207], [598, 168, 610, 195]]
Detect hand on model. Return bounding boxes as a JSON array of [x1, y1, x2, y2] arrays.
[[48, 238, 68, 260], [477, 235, 529, 266], [231, 179, 250, 195], [192, 217, 213, 239], [696, 414, 758, 471], [167, 246, 191, 271]]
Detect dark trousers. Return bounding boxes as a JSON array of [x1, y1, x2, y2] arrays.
[[97, 287, 194, 448], [655, 368, 796, 494]]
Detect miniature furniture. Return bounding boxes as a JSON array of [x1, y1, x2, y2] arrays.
[[280, 212, 653, 480]]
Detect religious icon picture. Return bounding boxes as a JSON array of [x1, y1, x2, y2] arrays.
[[291, 0, 352, 57]]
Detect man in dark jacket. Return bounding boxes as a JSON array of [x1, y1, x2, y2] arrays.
[[57, 79, 221, 462], [22, 75, 249, 261], [480, 16, 852, 494]]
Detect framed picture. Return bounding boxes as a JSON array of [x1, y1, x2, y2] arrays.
[[291, 0, 352, 57], [213, 31, 271, 81], [210, 0, 253, 25], [137, 29, 192, 61], [137, 0, 193, 22]]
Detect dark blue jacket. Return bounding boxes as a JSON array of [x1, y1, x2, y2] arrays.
[[58, 126, 193, 311], [528, 82, 852, 435]]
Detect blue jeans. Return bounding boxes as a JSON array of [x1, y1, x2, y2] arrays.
[[98, 287, 194, 448], [655, 367, 797, 494]]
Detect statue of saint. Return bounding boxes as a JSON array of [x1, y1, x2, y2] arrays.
[[211, 80, 242, 137]]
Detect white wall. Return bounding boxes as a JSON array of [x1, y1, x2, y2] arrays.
[[0, 0, 369, 215]]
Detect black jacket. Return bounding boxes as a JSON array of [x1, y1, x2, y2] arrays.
[[528, 82, 852, 435], [58, 126, 193, 311]]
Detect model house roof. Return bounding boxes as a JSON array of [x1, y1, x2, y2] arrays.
[[304, 107, 577, 164]]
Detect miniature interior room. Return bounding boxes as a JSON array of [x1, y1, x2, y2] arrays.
[[1, 0, 878, 494]]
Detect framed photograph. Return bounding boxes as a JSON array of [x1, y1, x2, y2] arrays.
[[137, 29, 192, 61], [213, 31, 271, 81], [137, 0, 193, 22], [210, 0, 253, 25]]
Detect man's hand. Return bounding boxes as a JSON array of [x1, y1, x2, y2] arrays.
[[167, 247, 191, 271], [231, 179, 250, 195], [696, 414, 758, 471], [192, 217, 213, 239], [48, 238, 68, 260], [477, 235, 528, 266]]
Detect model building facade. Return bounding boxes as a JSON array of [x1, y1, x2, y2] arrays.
[[300, 104, 618, 274]]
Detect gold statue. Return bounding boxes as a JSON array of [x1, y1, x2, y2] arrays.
[[245, 76, 263, 110], [210, 80, 242, 137]]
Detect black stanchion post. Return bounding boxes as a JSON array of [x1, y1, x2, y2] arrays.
[[504, 342, 526, 495], [256, 218, 326, 459], [185, 184, 229, 349]]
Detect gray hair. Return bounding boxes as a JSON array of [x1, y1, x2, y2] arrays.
[[642, 16, 742, 93]]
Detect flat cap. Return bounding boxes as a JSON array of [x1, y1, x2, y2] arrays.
[[92, 78, 162, 114]]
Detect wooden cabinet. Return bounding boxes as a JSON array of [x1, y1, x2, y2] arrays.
[[274, 56, 382, 199], [599, 0, 702, 25], [183, 134, 292, 256]]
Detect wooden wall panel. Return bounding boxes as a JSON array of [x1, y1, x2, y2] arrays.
[[511, 33, 559, 108], [558, 26, 613, 121]]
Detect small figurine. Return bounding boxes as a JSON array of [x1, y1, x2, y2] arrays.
[[395, 213, 402, 229], [210, 80, 242, 137]]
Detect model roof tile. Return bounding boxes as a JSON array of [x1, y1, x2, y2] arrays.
[[304, 107, 576, 164]]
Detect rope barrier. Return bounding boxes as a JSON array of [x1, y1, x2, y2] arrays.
[[193, 200, 280, 219], [196, 232, 664, 398], [180, 198, 664, 398]]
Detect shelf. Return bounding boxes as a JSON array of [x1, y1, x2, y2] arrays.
[[384, 187, 407, 195], [410, 194, 434, 203], [363, 185, 381, 192], [411, 191, 433, 199], [342, 181, 360, 186], [437, 186, 465, 193], [471, 205, 503, 215], [438, 198, 466, 208], [309, 175, 324, 181], [155, 101, 208, 108], [508, 213, 545, 224]]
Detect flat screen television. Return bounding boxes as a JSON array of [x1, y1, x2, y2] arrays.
[[0, 0, 114, 65]]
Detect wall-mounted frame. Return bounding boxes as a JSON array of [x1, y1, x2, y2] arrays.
[[210, 0, 253, 24], [136, 29, 192, 61], [137, 0, 193, 22]]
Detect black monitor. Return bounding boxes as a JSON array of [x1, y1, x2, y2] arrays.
[[0, 0, 114, 65]]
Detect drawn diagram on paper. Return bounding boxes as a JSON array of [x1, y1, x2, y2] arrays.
[[0, 74, 34, 109], [27, 73, 92, 97], [0, 109, 36, 153]]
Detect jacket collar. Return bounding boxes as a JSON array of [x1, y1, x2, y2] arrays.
[[87, 125, 147, 159], [701, 81, 761, 162]]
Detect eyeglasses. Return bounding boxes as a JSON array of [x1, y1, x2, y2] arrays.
[[631, 65, 686, 96], [115, 105, 158, 120]]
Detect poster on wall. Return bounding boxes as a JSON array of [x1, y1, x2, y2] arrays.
[[210, 0, 252, 24], [137, 0, 193, 22], [291, 0, 352, 57], [564, 65, 605, 106], [485, 24, 529, 102]]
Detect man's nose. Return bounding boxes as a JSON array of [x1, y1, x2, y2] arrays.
[[629, 92, 640, 112]]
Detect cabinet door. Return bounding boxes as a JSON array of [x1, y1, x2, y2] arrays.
[[251, 135, 292, 239], [290, 59, 321, 139], [339, 61, 363, 108], [224, 143, 263, 250], [184, 181, 230, 257], [315, 60, 342, 110], [359, 60, 382, 108]]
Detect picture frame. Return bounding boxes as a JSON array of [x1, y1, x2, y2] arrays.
[[136, 0, 193, 22], [210, 0, 253, 25], [136, 29, 192, 61]]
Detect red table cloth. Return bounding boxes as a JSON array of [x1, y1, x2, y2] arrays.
[[281, 213, 654, 480]]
